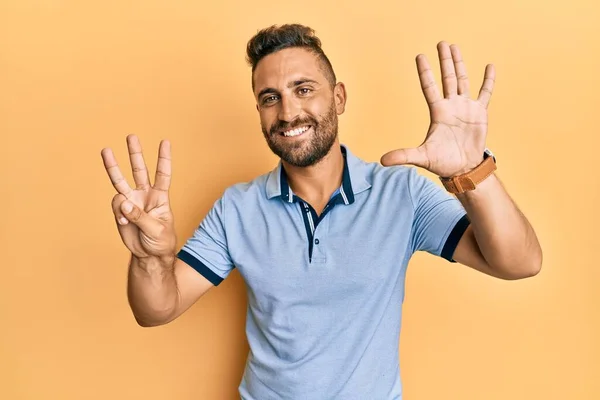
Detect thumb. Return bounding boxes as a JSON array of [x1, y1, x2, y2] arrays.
[[380, 146, 429, 168], [120, 200, 161, 235]]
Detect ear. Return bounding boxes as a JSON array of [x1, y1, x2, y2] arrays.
[[333, 82, 347, 115]]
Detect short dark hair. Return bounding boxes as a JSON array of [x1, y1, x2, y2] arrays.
[[246, 24, 337, 89]]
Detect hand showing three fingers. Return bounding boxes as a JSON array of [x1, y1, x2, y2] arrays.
[[380, 41, 496, 177], [101, 135, 177, 259]]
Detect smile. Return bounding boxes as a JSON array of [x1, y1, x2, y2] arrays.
[[281, 125, 311, 137]]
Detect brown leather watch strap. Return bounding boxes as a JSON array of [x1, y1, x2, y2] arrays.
[[440, 156, 497, 194]]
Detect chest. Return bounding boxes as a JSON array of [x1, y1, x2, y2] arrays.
[[227, 199, 414, 305]]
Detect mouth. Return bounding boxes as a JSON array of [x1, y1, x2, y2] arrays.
[[280, 125, 312, 138]]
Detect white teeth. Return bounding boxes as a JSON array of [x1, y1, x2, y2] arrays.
[[283, 126, 310, 137]]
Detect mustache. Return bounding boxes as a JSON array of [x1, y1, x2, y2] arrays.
[[270, 117, 317, 136]]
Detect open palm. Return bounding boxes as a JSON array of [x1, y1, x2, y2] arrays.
[[381, 41, 496, 177], [101, 135, 176, 258]]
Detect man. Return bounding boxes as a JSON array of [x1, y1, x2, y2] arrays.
[[101, 24, 542, 400]]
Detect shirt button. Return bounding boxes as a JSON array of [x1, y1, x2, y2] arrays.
[[315, 238, 320, 245]]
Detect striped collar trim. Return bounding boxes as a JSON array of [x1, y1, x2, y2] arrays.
[[265, 144, 371, 203]]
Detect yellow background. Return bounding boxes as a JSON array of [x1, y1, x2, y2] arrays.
[[1, 0, 598, 399]]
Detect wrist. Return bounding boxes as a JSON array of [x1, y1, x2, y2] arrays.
[[440, 149, 497, 194], [450, 159, 485, 177], [134, 253, 176, 274]]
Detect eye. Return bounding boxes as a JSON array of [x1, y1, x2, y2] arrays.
[[262, 95, 279, 105], [298, 87, 312, 95]]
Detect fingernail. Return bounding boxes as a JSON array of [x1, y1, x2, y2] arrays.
[[123, 201, 133, 213], [119, 216, 128, 225]]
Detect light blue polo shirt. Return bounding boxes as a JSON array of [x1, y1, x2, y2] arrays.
[[177, 145, 470, 400]]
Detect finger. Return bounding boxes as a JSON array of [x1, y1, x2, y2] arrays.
[[437, 41, 457, 97], [450, 44, 470, 97], [477, 64, 496, 108], [101, 148, 133, 197], [126, 134, 151, 190], [380, 147, 429, 169], [111, 193, 130, 225], [153, 140, 172, 192], [416, 54, 442, 105], [120, 199, 162, 235]]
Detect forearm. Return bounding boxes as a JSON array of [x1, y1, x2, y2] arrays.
[[127, 254, 180, 326], [456, 173, 542, 279]]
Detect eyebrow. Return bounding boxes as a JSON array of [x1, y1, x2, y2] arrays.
[[257, 78, 320, 99]]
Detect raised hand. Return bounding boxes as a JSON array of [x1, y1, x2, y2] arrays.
[[101, 135, 177, 259], [380, 41, 496, 177]]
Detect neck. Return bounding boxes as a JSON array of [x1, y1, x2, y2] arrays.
[[282, 140, 344, 203]]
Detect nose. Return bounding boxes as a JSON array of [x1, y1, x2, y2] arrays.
[[278, 94, 301, 122]]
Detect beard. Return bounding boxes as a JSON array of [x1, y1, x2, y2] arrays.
[[261, 101, 338, 168]]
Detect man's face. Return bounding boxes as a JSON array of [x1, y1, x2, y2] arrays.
[[253, 47, 346, 167]]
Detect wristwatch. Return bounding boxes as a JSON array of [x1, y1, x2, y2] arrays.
[[440, 148, 497, 194]]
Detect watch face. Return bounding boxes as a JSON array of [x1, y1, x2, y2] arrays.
[[484, 148, 496, 162]]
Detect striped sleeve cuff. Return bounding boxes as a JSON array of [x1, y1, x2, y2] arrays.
[[177, 249, 224, 286], [440, 214, 470, 263]]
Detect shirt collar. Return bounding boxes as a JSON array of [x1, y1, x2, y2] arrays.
[[265, 144, 372, 203]]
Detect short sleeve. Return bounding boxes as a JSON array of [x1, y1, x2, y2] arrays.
[[177, 194, 234, 286], [408, 168, 470, 262]]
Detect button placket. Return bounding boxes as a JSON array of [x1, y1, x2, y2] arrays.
[[311, 211, 329, 264]]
